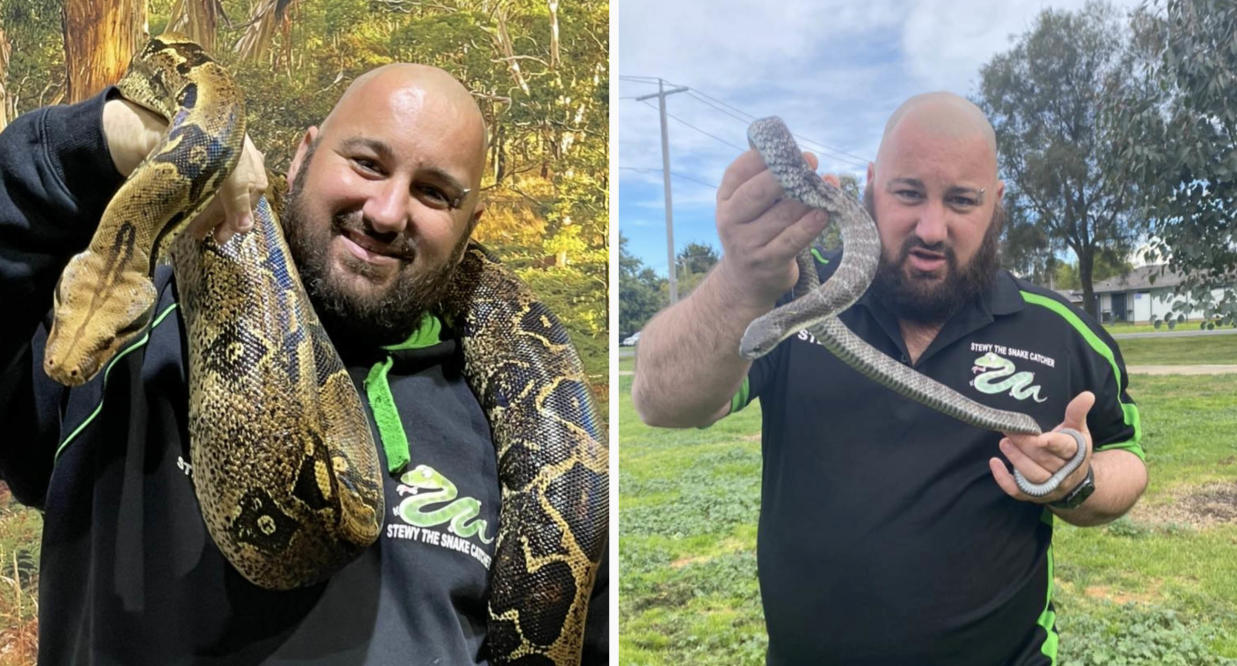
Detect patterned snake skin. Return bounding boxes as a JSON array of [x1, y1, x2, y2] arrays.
[[739, 117, 1085, 497], [42, 34, 605, 663]]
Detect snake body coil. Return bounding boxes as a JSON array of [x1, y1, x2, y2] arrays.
[[740, 117, 1084, 497], [42, 35, 605, 663]]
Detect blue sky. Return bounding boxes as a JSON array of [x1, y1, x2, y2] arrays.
[[617, 0, 1146, 276]]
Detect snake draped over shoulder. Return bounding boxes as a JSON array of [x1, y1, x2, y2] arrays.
[[42, 34, 607, 664], [740, 117, 1086, 498]]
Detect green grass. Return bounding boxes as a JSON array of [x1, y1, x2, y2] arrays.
[[620, 365, 1237, 664], [1104, 322, 1164, 335], [1119, 334, 1237, 365]]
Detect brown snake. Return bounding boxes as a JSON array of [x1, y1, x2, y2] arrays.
[[741, 117, 1085, 497], [42, 34, 606, 663]]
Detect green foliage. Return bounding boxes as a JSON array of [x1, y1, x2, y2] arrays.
[[1, 0, 65, 114], [620, 235, 667, 339], [1118, 0, 1237, 326], [1059, 605, 1237, 665], [676, 242, 718, 277], [976, 2, 1145, 317]]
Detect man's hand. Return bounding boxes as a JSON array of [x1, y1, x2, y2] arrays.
[[989, 391, 1095, 504], [102, 98, 267, 246], [713, 149, 833, 310]]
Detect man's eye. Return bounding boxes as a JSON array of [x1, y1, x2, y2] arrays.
[[894, 189, 923, 202], [417, 185, 454, 208], [949, 195, 979, 208], [352, 157, 383, 174]]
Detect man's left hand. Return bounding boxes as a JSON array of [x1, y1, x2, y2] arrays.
[[989, 391, 1094, 504]]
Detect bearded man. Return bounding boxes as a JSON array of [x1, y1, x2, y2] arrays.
[[632, 92, 1146, 665], [0, 62, 605, 663]]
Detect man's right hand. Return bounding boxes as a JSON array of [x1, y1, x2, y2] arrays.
[[713, 148, 835, 310], [102, 98, 267, 246]]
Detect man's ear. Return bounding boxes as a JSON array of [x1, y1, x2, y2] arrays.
[[457, 202, 485, 265], [287, 126, 319, 184]]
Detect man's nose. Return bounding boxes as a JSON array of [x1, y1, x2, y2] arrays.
[[362, 179, 412, 234], [914, 201, 948, 246]]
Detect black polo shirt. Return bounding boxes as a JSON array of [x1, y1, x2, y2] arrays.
[[730, 252, 1142, 666]]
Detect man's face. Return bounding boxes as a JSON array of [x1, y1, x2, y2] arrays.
[[864, 124, 1004, 323], [283, 76, 485, 347]]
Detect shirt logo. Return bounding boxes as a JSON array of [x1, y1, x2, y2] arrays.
[[385, 464, 493, 568], [970, 349, 1049, 403]]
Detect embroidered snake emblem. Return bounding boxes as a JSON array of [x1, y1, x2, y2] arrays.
[[41, 34, 606, 664], [396, 464, 494, 543], [740, 117, 1084, 497], [972, 352, 1047, 403]]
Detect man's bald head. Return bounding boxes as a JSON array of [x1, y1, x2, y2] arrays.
[[876, 92, 999, 182], [318, 63, 488, 189]]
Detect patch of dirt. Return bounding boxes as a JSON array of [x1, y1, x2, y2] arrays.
[[1130, 481, 1237, 529], [670, 554, 711, 569], [1082, 580, 1162, 604]]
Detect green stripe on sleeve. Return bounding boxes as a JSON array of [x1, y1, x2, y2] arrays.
[[1038, 541, 1060, 664], [55, 303, 181, 464], [729, 376, 751, 414], [1019, 291, 1144, 460]]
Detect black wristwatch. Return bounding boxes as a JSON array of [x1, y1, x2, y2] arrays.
[[1050, 465, 1095, 510]]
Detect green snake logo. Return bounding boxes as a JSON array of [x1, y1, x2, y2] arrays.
[[971, 351, 1047, 403], [394, 464, 494, 543]]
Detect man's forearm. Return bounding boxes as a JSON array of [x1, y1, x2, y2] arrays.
[[1050, 449, 1147, 526], [631, 263, 771, 428]]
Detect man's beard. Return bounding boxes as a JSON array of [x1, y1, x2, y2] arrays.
[[864, 187, 1003, 324], [282, 143, 469, 349]]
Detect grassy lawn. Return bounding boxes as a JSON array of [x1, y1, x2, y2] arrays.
[[620, 359, 1237, 663], [1119, 334, 1237, 366], [1105, 321, 1237, 336]]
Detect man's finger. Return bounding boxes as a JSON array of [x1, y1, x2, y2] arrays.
[[988, 457, 1026, 499], [999, 437, 1052, 484], [1061, 391, 1095, 432], [723, 168, 796, 227], [219, 181, 255, 235], [718, 149, 770, 201], [763, 207, 829, 259]]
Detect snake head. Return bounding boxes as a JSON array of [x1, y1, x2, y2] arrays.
[[44, 251, 157, 386]]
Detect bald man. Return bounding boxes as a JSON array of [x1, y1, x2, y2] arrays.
[[0, 62, 604, 664], [633, 92, 1145, 664]]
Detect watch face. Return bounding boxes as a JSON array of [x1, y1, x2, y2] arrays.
[[1053, 467, 1095, 509]]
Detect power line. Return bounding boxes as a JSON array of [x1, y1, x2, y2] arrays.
[[639, 78, 874, 167], [620, 166, 718, 190], [637, 99, 746, 152]]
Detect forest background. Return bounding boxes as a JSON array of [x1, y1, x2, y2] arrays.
[[0, 0, 608, 661]]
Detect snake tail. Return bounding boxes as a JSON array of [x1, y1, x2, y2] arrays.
[[442, 246, 608, 665], [45, 35, 243, 386]]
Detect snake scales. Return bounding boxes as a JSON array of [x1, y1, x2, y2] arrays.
[[42, 34, 606, 664], [740, 117, 1085, 497]]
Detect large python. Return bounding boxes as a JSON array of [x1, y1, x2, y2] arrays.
[[740, 117, 1085, 497], [42, 34, 606, 664]]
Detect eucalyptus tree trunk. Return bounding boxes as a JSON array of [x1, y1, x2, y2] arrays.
[[63, 0, 147, 103]]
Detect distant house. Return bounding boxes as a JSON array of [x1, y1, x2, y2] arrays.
[[1088, 264, 1228, 324]]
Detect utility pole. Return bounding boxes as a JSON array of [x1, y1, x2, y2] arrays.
[[636, 78, 688, 303]]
